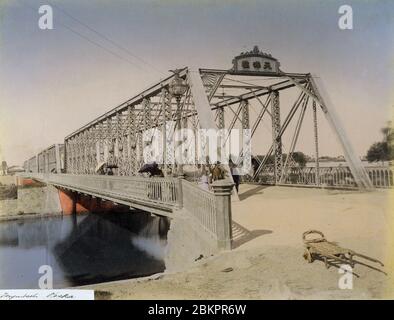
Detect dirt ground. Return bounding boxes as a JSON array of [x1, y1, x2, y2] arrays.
[[89, 184, 393, 300]]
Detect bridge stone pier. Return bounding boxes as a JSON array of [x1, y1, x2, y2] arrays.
[[19, 173, 235, 268]]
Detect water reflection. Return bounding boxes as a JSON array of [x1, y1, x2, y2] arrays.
[[0, 211, 169, 288]]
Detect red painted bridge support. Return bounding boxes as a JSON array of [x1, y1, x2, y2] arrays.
[[16, 177, 44, 188], [57, 188, 127, 215], [58, 189, 88, 215]]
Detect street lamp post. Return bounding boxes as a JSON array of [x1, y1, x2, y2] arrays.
[[169, 69, 188, 177]]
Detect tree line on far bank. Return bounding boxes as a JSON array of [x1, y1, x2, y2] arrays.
[[252, 122, 393, 168], [366, 121, 393, 164]]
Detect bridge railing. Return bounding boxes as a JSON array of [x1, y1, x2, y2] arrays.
[[251, 165, 393, 189], [181, 179, 233, 250], [282, 166, 357, 188], [366, 166, 394, 188], [181, 179, 217, 238], [26, 173, 182, 210]]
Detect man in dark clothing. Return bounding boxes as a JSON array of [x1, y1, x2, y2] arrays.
[[229, 159, 240, 192], [139, 162, 164, 177]]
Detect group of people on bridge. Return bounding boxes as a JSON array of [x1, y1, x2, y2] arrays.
[[95, 157, 241, 193], [198, 159, 240, 192]]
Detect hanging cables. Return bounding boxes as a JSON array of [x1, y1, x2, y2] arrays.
[[17, 0, 165, 75], [47, 1, 166, 76]]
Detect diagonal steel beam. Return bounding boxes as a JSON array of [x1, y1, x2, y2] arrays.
[[212, 79, 307, 110], [280, 96, 309, 183], [284, 74, 373, 190], [235, 94, 272, 167], [187, 67, 239, 200], [252, 91, 307, 180]]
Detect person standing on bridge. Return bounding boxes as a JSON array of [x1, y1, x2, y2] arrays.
[[198, 166, 210, 191], [210, 161, 225, 182], [229, 159, 240, 193], [139, 162, 164, 177], [138, 162, 164, 201]]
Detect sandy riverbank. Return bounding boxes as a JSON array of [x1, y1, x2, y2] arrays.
[[88, 185, 393, 299], [0, 175, 62, 220], [0, 176, 17, 186], [0, 176, 19, 218]]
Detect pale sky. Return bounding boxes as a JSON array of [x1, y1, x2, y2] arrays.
[[0, 0, 393, 165]]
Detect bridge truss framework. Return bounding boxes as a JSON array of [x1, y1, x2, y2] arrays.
[[63, 67, 373, 190]]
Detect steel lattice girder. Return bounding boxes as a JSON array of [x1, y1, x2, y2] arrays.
[[65, 68, 308, 141], [62, 67, 372, 190]]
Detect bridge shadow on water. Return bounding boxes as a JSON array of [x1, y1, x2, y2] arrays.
[[0, 210, 169, 288], [53, 211, 170, 287], [231, 221, 272, 249]]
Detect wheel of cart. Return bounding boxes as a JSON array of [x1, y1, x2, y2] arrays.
[[303, 248, 313, 263], [302, 230, 326, 264]]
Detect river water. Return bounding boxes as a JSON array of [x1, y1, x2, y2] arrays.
[[0, 211, 169, 288]]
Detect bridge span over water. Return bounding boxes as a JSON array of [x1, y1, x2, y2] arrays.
[[21, 47, 389, 255], [20, 172, 234, 251]]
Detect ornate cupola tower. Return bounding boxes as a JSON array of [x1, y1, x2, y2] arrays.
[[231, 45, 280, 74]]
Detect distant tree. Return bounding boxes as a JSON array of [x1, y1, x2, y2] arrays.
[[291, 152, 307, 167], [254, 152, 307, 167], [254, 154, 274, 165], [381, 121, 393, 143], [366, 142, 389, 163], [381, 121, 394, 159], [366, 122, 393, 163]]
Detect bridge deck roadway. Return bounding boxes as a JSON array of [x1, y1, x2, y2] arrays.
[[22, 173, 182, 217]]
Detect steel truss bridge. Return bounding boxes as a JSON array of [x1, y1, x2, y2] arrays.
[[58, 65, 373, 190], [21, 48, 393, 253]]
